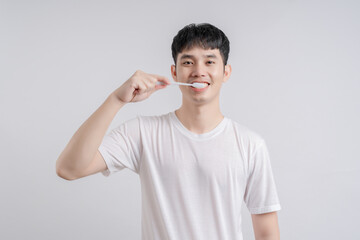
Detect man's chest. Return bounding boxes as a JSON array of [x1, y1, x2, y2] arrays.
[[140, 133, 248, 190]]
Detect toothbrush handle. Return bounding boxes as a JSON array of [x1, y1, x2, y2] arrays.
[[174, 82, 192, 86], [156, 81, 192, 86]]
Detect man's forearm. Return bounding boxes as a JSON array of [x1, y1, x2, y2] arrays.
[[56, 93, 125, 176]]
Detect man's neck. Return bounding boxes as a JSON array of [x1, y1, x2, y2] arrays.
[[175, 99, 224, 134]]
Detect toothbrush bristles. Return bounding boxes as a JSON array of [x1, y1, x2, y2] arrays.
[[192, 83, 208, 89]]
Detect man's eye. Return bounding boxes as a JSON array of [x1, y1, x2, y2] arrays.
[[183, 61, 193, 65], [207, 61, 215, 64]]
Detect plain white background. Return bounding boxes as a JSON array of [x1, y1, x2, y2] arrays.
[[1, 0, 359, 239]]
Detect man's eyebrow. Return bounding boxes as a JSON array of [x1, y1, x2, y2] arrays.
[[179, 54, 194, 60], [179, 54, 218, 60], [204, 54, 217, 58]]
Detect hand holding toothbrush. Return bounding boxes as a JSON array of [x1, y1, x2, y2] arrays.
[[112, 70, 171, 104], [111, 70, 209, 104]]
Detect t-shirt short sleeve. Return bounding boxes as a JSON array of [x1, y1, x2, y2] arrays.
[[244, 139, 281, 214], [98, 117, 141, 176]]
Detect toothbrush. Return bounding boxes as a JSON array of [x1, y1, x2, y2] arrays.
[[157, 81, 208, 89]]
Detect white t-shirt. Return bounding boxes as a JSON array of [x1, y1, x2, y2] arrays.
[[98, 111, 281, 240]]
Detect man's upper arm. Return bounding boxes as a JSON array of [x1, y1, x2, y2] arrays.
[[251, 211, 280, 240]]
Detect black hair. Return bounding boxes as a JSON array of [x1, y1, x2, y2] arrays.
[[171, 23, 230, 66]]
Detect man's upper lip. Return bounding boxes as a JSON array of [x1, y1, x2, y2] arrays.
[[190, 80, 210, 85]]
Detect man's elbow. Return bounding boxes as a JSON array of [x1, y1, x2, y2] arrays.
[[56, 162, 79, 181]]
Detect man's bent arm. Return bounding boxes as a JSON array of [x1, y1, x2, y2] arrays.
[[251, 211, 280, 240], [56, 70, 169, 180], [56, 93, 125, 180]]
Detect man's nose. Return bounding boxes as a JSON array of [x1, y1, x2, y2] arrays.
[[191, 63, 207, 78]]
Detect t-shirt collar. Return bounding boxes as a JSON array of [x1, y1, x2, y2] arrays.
[[169, 111, 229, 140]]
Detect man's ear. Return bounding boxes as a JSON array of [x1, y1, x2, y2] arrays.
[[223, 64, 232, 83], [171, 64, 178, 82]]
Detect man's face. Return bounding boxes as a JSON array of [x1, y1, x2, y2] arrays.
[[171, 46, 231, 105]]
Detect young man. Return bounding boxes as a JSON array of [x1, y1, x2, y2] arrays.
[[56, 23, 281, 240]]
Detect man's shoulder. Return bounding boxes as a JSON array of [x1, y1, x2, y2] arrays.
[[137, 111, 172, 123], [227, 118, 266, 145], [121, 112, 173, 131], [114, 112, 172, 135]]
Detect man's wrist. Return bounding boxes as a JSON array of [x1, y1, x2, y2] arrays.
[[108, 93, 127, 108]]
